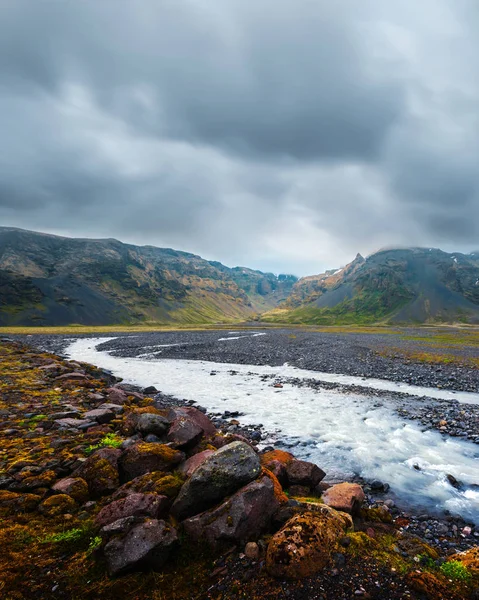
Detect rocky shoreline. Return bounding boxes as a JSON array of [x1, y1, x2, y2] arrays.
[[1, 340, 479, 599]]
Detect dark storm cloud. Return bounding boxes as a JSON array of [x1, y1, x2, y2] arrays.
[[0, 0, 477, 274]]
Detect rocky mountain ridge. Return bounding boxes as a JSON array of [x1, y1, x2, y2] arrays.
[[0, 227, 296, 326]]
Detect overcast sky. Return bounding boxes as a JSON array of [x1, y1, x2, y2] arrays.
[[0, 1, 477, 275]]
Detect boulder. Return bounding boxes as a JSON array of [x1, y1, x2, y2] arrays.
[[183, 476, 278, 549], [51, 477, 89, 503], [178, 450, 214, 478], [171, 441, 261, 520], [83, 408, 115, 424], [112, 472, 184, 501], [100, 516, 138, 537], [39, 494, 77, 517], [104, 519, 178, 576], [95, 493, 169, 528], [266, 507, 353, 579], [286, 460, 325, 488], [9, 469, 56, 492], [73, 448, 121, 498], [321, 483, 365, 515], [106, 387, 129, 404], [0, 490, 41, 515], [261, 449, 294, 469], [167, 417, 203, 449], [167, 407, 217, 437], [119, 443, 184, 481], [136, 413, 169, 437]]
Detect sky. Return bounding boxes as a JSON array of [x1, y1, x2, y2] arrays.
[[0, 0, 477, 276]]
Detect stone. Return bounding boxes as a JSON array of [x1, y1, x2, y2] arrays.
[[143, 386, 158, 395], [322, 483, 365, 515], [55, 372, 89, 381], [245, 542, 260, 560], [104, 519, 178, 576], [9, 469, 56, 492], [112, 472, 184, 501], [286, 459, 325, 488], [106, 387, 129, 404], [73, 448, 121, 498], [167, 407, 217, 437], [54, 418, 91, 429], [98, 403, 124, 414], [266, 507, 353, 579], [83, 408, 115, 424], [136, 413, 170, 437], [178, 450, 215, 478], [39, 494, 77, 517], [288, 485, 311, 498], [171, 442, 261, 521], [0, 490, 41, 515], [182, 476, 278, 549], [95, 493, 169, 528], [167, 416, 204, 449], [119, 443, 184, 482], [51, 477, 89, 503], [100, 516, 138, 537]]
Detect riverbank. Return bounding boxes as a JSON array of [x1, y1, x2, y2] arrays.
[[1, 339, 479, 599]]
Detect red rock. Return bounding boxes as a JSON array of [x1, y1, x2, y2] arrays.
[[55, 372, 89, 381], [263, 459, 288, 486], [167, 407, 217, 437], [95, 493, 169, 528], [52, 477, 89, 503], [178, 450, 214, 477], [167, 416, 203, 449], [106, 387, 129, 404], [321, 483, 365, 515]]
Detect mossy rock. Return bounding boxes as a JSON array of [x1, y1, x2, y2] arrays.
[[119, 443, 185, 481], [114, 471, 185, 500], [39, 494, 77, 517], [0, 490, 41, 516], [360, 506, 393, 524], [266, 508, 351, 579]]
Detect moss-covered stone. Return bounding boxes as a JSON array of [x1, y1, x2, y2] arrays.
[[119, 443, 184, 481], [0, 490, 41, 516], [39, 494, 77, 517]]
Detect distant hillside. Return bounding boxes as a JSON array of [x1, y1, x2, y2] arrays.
[[0, 227, 296, 326], [262, 248, 479, 325]]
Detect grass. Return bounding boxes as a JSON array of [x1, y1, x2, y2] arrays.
[[440, 561, 472, 582], [85, 433, 123, 455]]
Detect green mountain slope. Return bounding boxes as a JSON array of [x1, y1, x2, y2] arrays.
[[0, 227, 296, 326], [262, 248, 479, 325]]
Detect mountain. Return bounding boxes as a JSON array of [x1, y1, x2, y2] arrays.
[[262, 248, 479, 325], [0, 227, 297, 326]]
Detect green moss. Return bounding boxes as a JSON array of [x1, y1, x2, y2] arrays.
[[440, 560, 472, 581]]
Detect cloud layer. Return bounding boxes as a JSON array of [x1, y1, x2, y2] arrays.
[[0, 0, 477, 274]]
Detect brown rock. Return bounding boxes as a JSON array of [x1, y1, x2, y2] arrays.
[[106, 387, 129, 404], [104, 519, 178, 576], [245, 542, 260, 560], [51, 477, 89, 503], [266, 507, 353, 579], [321, 482, 365, 515], [95, 493, 169, 528], [112, 472, 184, 501], [182, 476, 278, 549], [119, 443, 184, 481], [286, 460, 325, 488]]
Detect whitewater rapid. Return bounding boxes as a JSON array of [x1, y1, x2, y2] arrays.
[[66, 336, 479, 523]]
